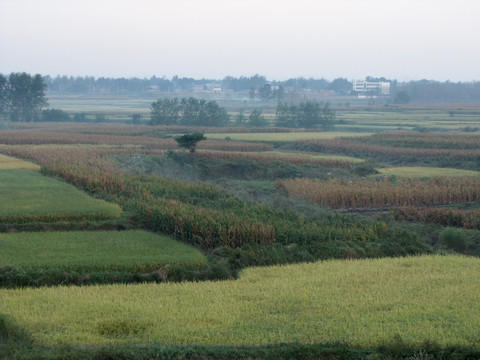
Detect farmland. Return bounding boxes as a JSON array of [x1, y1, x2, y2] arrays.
[[1, 101, 480, 359]]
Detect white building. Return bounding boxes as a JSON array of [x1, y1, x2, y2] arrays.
[[353, 81, 390, 95]]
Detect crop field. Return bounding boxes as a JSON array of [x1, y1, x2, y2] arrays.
[[0, 169, 121, 223], [376, 166, 480, 178], [0, 230, 207, 272], [1, 255, 479, 347], [277, 176, 480, 208], [2, 103, 480, 359]]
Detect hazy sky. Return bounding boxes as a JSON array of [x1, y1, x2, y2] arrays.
[[1, 0, 479, 81]]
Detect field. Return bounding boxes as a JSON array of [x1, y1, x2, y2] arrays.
[[0, 169, 121, 223], [1, 100, 480, 359], [205, 131, 372, 142], [0, 230, 207, 272], [1, 255, 479, 348]]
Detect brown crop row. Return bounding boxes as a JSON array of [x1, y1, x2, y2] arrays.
[[393, 207, 480, 230], [0, 130, 272, 152], [276, 177, 480, 208], [296, 138, 480, 159], [363, 131, 480, 149]]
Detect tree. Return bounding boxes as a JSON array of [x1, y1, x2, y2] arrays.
[[175, 133, 206, 154], [7, 72, 48, 122], [258, 84, 272, 101], [393, 91, 410, 104], [40, 108, 71, 122], [274, 100, 335, 130], [0, 74, 8, 118], [275, 103, 296, 128], [150, 98, 181, 125], [235, 110, 247, 126], [248, 109, 267, 127]]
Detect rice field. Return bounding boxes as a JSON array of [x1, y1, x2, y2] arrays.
[[377, 166, 480, 178], [0, 169, 121, 223], [1, 255, 478, 348], [0, 230, 207, 272]]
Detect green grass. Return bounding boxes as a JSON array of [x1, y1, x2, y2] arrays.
[[205, 132, 371, 142], [1, 255, 479, 348], [0, 230, 207, 272], [0, 169, 121, 223], [0, 154, 40, 170], [376, 167, 480, 178]]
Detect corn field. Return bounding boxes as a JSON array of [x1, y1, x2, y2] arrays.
[[277, 177, 480, 208]]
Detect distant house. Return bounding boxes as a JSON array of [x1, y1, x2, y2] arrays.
[[206, 83, 222, 93], [353, 81, 390, 95]]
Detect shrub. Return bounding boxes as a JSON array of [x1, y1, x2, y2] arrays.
[[440, 227, 467, 252], [40, 108, 71, 122]]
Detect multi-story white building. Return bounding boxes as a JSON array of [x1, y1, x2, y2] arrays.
[[353, 81, 390, 95]]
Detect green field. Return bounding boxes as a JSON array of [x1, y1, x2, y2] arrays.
[[0, 154, 40, 170], [205, 132, 371, 142], [0, 169, 121, 223], [0, 230, 207, 272], [1, 255, 478, 347], [377, 166, 480, 178]]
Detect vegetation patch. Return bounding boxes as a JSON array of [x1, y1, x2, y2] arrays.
[[0, 169, 121, 224]]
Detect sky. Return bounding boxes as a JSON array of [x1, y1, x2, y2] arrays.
[[1, 0, 479, 82]]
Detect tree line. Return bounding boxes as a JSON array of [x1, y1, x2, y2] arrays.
[[0, 73, 48, 122], [150, 97, 335, 129]]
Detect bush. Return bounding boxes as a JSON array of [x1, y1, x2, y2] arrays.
[[440, 227, 467, 252], [40, 108, 71, 122]]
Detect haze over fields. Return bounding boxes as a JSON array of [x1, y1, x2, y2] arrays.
[[1, 0, 479, 82]]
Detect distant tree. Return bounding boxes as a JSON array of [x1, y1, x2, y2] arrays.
[[73, 113, 87, 122], [275, 100, 335, 130], [131, 114, 142, 124], [0, 74, 8, 118], [175, 133, 206, 154], [393, 91, 410, 104], [95, 114, 106, 122], [328, 78, 352, 95], [40, 108, 71, 122], [249, 87, 256, 100], [258, 84, 272, 101], [202, 100, 229, 126], [235, 110, 247, 126], [248, 109, 267, 127], [8, 72, 48, 122], [275, 103, 296, 128], [150, 98, 181, 125]]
